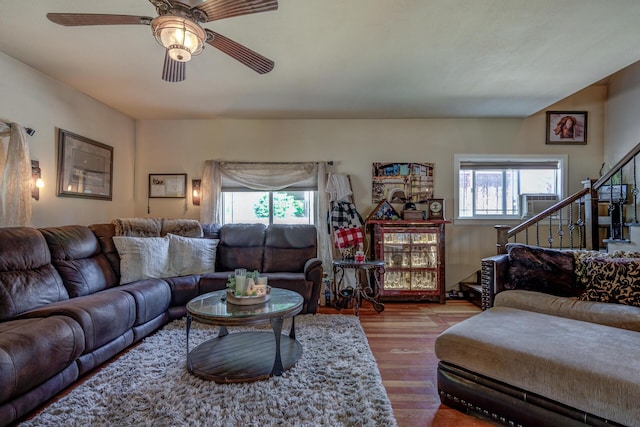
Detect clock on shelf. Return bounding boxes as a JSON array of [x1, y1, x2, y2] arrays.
[[427, 199, 444, 220]]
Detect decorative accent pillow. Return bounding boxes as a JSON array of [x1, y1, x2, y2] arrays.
[[574, 250, 640, 288], [579, 258, 640, 307], [112, 236, 171, 284], [506, 243, 576, 296], [167, 234, 219, 276]]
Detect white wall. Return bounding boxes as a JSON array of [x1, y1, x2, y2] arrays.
[[136, 85, 606, 288], [0, 52, 136, 227], [605, 60, 640, 164]]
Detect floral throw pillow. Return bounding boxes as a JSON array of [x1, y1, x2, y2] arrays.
[[574, 250, 640, 288], [579, 258, 640, 307]]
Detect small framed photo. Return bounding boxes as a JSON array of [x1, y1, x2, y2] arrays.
[[149, 173, 187, 198], [56, 128, 113, 200], [546, 111, 588, 145]]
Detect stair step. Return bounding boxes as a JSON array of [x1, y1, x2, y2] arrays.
[[459, 282, 482, 307]]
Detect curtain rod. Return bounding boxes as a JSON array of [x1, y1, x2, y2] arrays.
[[0, 120, 35, 136], [219, 161, 333, 165]]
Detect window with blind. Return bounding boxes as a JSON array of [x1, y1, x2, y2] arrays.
[[454, 154, 567, 219]]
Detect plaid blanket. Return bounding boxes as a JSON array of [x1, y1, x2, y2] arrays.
[[330, 201, 363, 229], [334, 227, 364, 249]]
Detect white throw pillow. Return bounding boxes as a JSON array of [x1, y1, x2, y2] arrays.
[[167, 233, 219, 276], [113, 236, 171, 284]]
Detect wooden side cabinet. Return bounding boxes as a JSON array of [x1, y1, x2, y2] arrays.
[[368, 220, 449, 303]]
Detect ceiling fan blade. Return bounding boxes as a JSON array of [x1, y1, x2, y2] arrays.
[[195, 0, 277, 22], [205, 29, 274, 74], [47, 13, 152, 26], [162, 50, 186, 82]]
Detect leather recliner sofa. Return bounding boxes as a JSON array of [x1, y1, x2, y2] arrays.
[[0, 222, 322, 426]]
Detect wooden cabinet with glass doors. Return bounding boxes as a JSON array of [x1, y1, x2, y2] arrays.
[[368, 220, 448, 303]]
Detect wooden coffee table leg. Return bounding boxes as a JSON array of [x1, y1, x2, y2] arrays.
[[270, 316, 284, 376]]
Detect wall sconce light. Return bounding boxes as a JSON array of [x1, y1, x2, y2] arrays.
[[31, 160, 44, 201], [192, 179, 201, 206]]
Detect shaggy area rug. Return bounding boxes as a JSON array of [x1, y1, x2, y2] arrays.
[[22, 314, 397, 427]]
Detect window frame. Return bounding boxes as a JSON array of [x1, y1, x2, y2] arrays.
[[453, 154, 568, 223]]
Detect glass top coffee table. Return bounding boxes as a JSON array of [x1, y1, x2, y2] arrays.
[[186, 288, 303, 383]]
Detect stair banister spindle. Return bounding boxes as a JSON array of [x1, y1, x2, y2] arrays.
[[634, 154, 638, 223], [557, 207, 564, 248], [619, 171, 624, 200], [568, 203, 574, 248]]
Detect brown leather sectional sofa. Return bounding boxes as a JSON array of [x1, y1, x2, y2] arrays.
[[0, 222, 322, 426]]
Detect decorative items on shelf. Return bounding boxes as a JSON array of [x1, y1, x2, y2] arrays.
[[367, 200, 400, 221], [368, 198, 445, 221], [426, 198, 445, 220]]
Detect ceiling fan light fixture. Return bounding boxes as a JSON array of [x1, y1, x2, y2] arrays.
[[151, 15, 205, 62]]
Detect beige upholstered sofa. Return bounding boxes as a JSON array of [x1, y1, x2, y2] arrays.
[[435, 244, 640, 426]]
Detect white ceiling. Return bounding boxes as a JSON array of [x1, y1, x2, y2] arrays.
[[2, 0, 640, 120]]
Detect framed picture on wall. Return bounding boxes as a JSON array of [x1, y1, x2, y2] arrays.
[[148, 173, 187, 198], [56, 128, 113, 200], [546, 111, 588, 145]]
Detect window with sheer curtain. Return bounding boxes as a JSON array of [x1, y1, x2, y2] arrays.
[[200, 160, 334, 274]]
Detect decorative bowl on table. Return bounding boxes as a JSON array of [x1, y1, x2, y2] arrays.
[[226, 286, 271, 305]]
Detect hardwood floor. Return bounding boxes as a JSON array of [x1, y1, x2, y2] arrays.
[[318, 299, 497, 427]]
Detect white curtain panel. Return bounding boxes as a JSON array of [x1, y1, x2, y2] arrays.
[[316, 162, 334, 275], [200, 160, 221, 224], [0, 123, 32, 226]]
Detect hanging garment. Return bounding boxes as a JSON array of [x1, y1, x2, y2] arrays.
[[330, 201, 363, 230], [326, 173, 353, 202]]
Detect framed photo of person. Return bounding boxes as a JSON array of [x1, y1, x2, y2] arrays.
[[546, 111, 588, 145]]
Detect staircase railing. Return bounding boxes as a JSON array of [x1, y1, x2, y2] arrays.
[[494, 142, 640, 254]]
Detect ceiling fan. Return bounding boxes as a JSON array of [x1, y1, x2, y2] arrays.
[[47, 0, 277, 82]]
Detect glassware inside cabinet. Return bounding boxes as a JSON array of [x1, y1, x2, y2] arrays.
[[384, 251, 410, 268], [411, 232, 437, 244], [383, 270, 411, 290], [384, 232, 411, 245], [411, 271, 437, 290]]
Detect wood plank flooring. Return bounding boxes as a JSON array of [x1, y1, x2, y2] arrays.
[[319, 299, 497, 427]]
